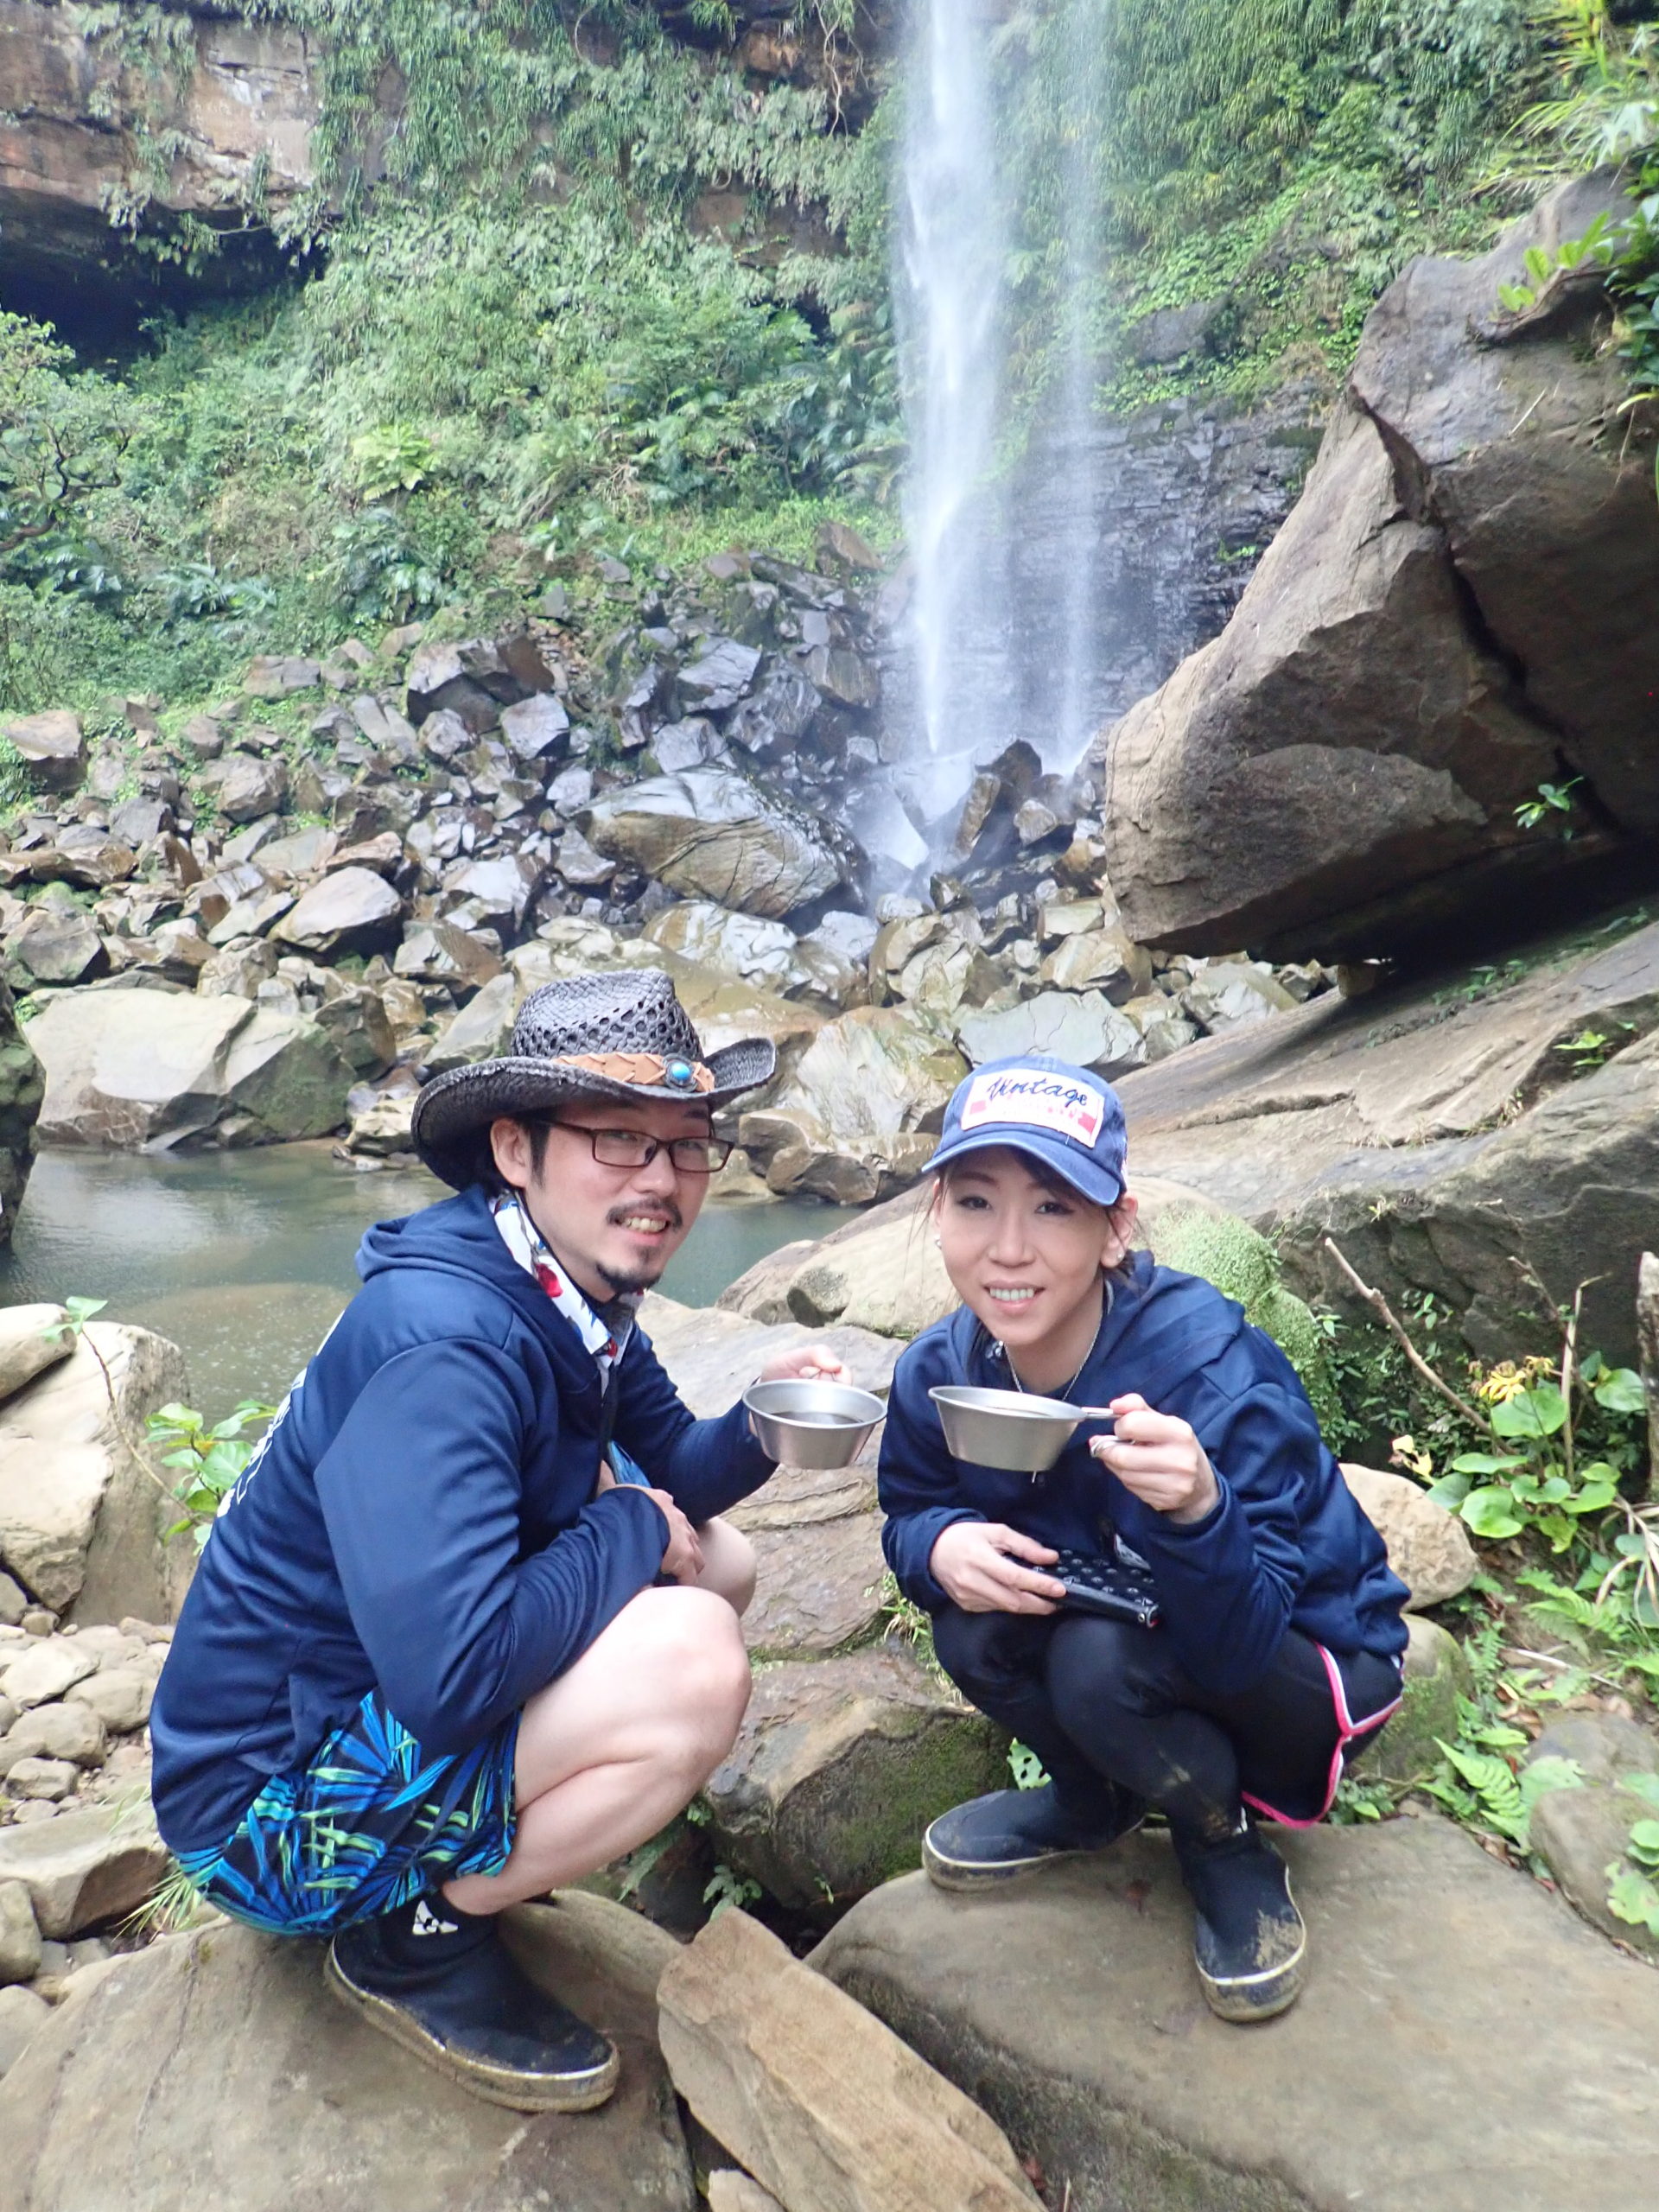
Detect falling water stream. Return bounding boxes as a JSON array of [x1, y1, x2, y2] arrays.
[[887, 0, 1114, 863]]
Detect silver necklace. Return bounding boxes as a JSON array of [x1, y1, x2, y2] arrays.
[[1007, 1288, 1107, 1404]]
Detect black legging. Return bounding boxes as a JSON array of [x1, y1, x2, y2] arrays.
[[932, 1606, 1398, 1844]]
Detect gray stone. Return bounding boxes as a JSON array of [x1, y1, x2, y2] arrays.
[[0, 1577, 22, 1629], [5, 904, 105, 988], [0, 1803, 168, 1938], [1116, 912, 1659, 1365], [0, 1325, 191, 1624], [580, 768, 853, 920], [0, 1916, 695, 2209], [702, 1645, 1006, 1910], [1339, 1463, 1478, 1610], [1529, 1784, 1659, 1961], [0, 1306, 73, 1407], [814, 1815, 1659, 2212], [708, 2175, 785, 2212], [63, 1669, 151, 1735], [957, 988, 1145, 1077], [199, 753, 289, 824], [636, 1295, 899, 1415], [4, 1757, 78, 1802], [499, 692, 570, 761], [677, 639, 762, 710], [0, 1644, 97, 1713], [29, 990, 351, 1151], [0, 1984, 49, 2077], [736, 1504, 887, 1661], [0, 981, 41, 1249], [272, 867, 404, 959], [757, 1007, 965, 1200], [0, 1880, 41, 1987], [425, 970, 517, 1072], [659, 1908, 1039, 2212], [2, 712, 84, 791], [1528, 1713, 1659, 1786], [3, 1700, 105, 1767], [243, 655, 320, 697]]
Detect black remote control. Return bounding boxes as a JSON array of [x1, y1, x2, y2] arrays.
[[1047, 1545, 1161, 1629]]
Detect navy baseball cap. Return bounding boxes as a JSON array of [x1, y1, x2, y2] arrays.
[[926, 1056, 1128, 1207]]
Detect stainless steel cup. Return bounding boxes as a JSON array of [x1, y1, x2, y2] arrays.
[[928, 1384, 1114, 1472], [743, 1379, 887, 1469]]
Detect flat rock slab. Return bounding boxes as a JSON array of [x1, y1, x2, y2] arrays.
[[639, 1294, 899, 1414], [742, 1510, 886, 1659], [811, 1815, 1659, 2212], [0, 1919, 694, 2212], [0, 1803, 168, 1939]]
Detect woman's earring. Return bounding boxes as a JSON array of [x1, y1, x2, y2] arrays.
[[932, 1233, 942, 1248]]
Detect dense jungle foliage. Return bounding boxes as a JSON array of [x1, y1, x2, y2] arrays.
[[0, 0, 1643, 721]]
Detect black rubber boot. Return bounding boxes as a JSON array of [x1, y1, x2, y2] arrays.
[[922, 1780, 1145, 1892], [1174, 1819, 1306, 2023], [326, 1893, 620, 2112]]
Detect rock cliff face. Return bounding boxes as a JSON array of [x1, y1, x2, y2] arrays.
[[0, 3, 321, 315], [1100, 173, 1659, 964]]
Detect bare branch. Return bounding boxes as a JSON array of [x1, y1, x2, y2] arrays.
[[1322, 1237, 1496, 1437]]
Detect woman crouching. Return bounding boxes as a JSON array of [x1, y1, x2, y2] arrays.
[[878, 1056, 1408, 2021]]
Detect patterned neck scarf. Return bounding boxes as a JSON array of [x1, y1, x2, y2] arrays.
[[491, 1192, 639, 1389]]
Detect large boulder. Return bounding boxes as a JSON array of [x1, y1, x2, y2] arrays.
[[701, 1646, 1007, 1910], [3, 905, 105, 988], [813, 1817, 1659, 2212], [579, 767, 858, 920], [27, 989, 352, 1150], [271, 867, 404, 959], [0, 1306, 73, 1406], [0, 984, 42, 1247], [1, 712, 83, 793], [747, 1007, 966, 1204], [0, 1912, 695, 2212], [0, 1322, 191, 1622], [1102, 173, 1659, 963], [1115, 911, 1659, 1364]]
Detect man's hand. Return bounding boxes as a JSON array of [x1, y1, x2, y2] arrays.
[[755, 1343, 854, 1388], [645, 1487, 705, 1582], [1090, 1395, 1220, 1524], [929, 1521, 1066, 1615]]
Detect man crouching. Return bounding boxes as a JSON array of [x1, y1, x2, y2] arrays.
[[149, 970, 847, 2111]]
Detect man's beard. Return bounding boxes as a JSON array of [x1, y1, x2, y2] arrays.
[[594, 1198, 683, 1298]]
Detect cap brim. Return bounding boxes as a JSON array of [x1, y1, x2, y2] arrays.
[[410, 1035, 778, 1190], [925, 1125, 1124, 1209]]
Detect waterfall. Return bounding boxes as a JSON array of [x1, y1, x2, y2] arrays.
[[899, 0, 1007, 794], [877, 0, 1116, 880]]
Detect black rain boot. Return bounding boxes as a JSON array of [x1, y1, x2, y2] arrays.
[[922, 1780, 1146, 1892], [327, 1892, 620, 2112], [1174, 1817, 1306, 2023]]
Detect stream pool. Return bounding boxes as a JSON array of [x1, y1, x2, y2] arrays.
[[0, 1147, 854, 1418]]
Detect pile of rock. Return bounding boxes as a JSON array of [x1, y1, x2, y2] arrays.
[[1, 537, 1332, 1187]]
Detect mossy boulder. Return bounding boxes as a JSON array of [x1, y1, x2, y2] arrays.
[[1148, 1204, 1338, 1425], [1353, 1616, 1470, 1786], [701, 1645, 1006, 1910]]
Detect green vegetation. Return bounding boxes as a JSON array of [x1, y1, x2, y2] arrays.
[[0, 0, 1597, 724], [1149, 1206, 1340, 1427]]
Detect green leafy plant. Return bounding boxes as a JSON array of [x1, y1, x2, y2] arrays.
[[147, 1399, 276, 1548], [1515, 777, 1582, 831], [1495, 209, 1615, 308], [703, 1862, 764, 1916], [1552, 1022, 1637, 1075], [349, 425, 438, 503], [1605, 1803, 1659, 1939]]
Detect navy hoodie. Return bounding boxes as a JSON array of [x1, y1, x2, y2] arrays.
[[880, 1253, 1408, 1696], [149, 1185, 775, 1855]]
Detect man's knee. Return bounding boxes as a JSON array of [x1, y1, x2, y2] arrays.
[[696, 1517, 757, 1615], [635, 1586, 751, 1751]]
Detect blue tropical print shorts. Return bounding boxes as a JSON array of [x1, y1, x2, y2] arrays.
[[175, 1690, 518, 1936]]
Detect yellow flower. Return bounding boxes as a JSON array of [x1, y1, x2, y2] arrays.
[[1391, 1433, 1434, 1480], [1476, 1362, 1529, 1405]]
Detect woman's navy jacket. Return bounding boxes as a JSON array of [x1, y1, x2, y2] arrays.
[[149, 1184, 772, 1856], [878, 1253, 1408, 1695]]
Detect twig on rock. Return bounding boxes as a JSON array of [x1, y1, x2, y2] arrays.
[[1322, 1237, 1495, 1436]]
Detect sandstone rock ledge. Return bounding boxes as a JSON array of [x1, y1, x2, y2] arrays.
[[813, 1815, 1659, 2212]]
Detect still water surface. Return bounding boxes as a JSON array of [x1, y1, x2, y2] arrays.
[[0, 1147, 853, 1417]]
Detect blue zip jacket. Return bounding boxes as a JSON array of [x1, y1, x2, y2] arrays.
[[879, 1253, 1408, 1695], [150, 1184, 775, 1856]]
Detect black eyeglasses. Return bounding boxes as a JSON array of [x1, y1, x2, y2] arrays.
[[557, 1123, 734, 1176]]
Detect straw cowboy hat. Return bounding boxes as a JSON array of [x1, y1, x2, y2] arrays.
[[410, 968, 778, 1190]]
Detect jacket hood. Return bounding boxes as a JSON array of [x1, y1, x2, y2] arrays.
[[356, 1185, 591, 1376]]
